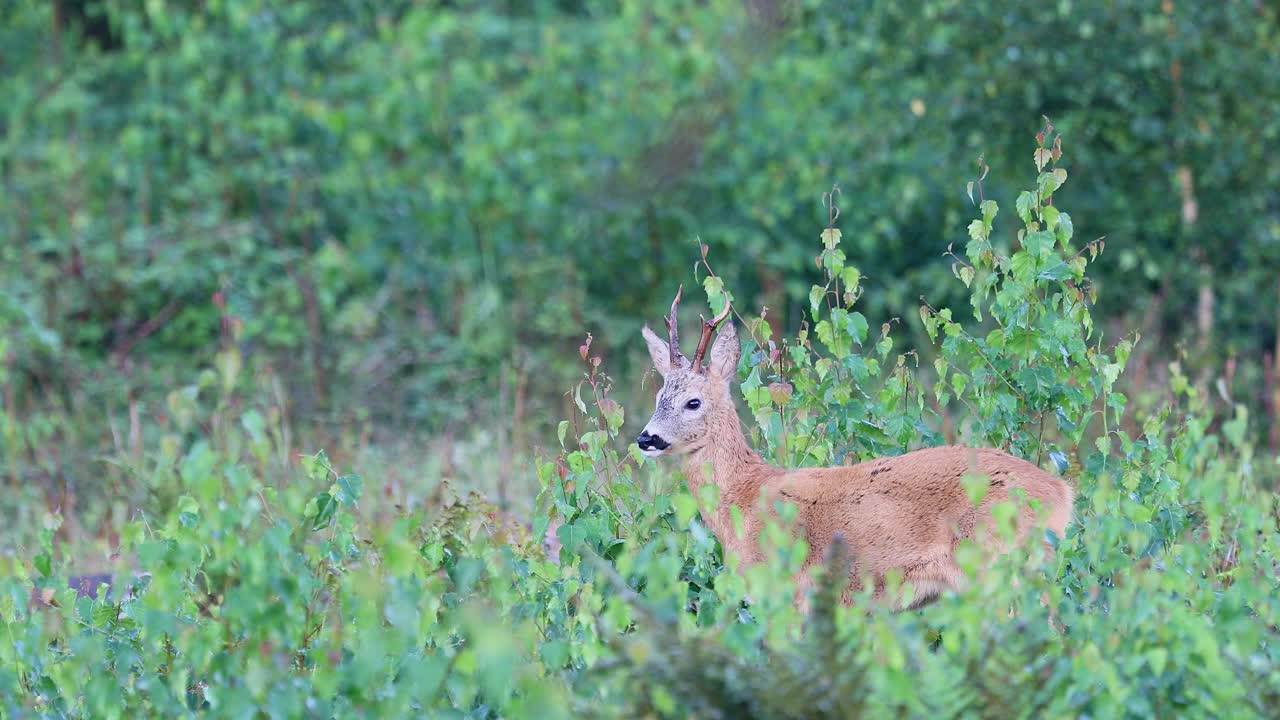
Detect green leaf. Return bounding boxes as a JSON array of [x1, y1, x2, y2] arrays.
[[990, 501, 1019, 539], [1055, 211, 1074, 245], [301, 450, 331, 483], [1095, 435, 1112, 457], [1125, 502, 1153, 524], [1147, 648, 1169, 676], [34, 552, 51, 578], [420, 541, 444, 569], [1038, 168, 1068, 199], [541, 640, 570, 669], [839, 267, 861, 298], [730, 505, 744, 540], [1015, 191, 1036, 224], [814, 320, 835, 352], [962, 473, 990, 507], [698, 482, 720, 514], [1010, 251, 1038, 281], [336, 474, 363, 506], [876, 335, 893, 357], [743, 386, 770, 413], [980, 199, 998, 224], [1037, 262, 1073, 281], [809, 285, 824, 318], [703, 275, 726, 307], [1041, 204, 1060, 230], [240, 409, 266, 443], [673, 493, 698, 527], [822, 248, 846, 275], [845, 311, 869, 345], [177, 495, 200, 530], [1024, 230, 1055, 259], [309, 492, 337, 530], [820, 227, 842, 250], [1008, 328, 1037, 354], [600, 399, 625, 434]]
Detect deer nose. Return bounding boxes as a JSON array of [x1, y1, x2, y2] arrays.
[[636, 431, 670, 451]]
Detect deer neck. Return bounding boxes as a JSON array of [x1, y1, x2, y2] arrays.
[[681, 400, 772, 511]]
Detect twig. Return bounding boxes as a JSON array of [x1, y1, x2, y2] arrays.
[[110, 298, 184, 367]]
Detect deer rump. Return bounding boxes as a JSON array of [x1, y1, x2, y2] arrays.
[[749, 446, 1073, 611]]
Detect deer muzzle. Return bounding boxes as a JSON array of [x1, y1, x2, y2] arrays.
[[636, 430, 671, 456]]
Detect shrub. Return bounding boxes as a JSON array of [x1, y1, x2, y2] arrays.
[[2, 123, 1278, 718]]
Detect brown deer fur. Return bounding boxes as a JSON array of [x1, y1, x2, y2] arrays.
[[638, 304, 1073, 611]]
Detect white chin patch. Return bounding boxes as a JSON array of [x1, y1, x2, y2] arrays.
[[641, 447, 667, 458]]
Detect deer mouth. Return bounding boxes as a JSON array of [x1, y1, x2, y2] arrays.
[[637, 431, 671, 457]]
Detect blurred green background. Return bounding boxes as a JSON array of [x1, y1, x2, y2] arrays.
[[3, 0, 1279, 521]]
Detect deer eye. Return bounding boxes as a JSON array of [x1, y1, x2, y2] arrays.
[[684, 399, 702, 410]]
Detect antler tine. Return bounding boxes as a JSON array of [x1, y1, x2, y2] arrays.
[[690, 300, 733, 373], [663, 285, 688, 367]]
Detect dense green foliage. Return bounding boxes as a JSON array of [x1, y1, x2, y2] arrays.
[[3, 0, 1279, 715], [3, 0, 1279, 487], [4, 132, 1278, 717]]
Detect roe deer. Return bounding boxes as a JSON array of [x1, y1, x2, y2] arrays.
[[637, 288, 1073, 611]]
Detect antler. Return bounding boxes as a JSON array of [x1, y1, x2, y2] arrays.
[[690, 301, 733, 373], [663, 285, 689, 368]]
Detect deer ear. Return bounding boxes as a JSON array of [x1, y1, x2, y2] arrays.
[[642, 325, 672, 376], [708, 321, 739, 379]]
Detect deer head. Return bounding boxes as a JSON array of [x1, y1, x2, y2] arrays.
[[637, 286, 738, 457]]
